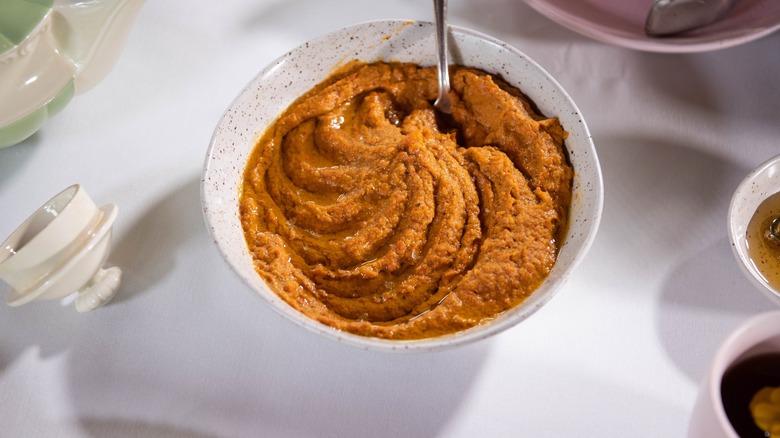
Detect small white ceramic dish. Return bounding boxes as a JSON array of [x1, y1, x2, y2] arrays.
[[688, 310, 780, 437], [202, 20, 603, 352], [523, 0, 780, 53], [728, 154, 780, 306], [0, 184, 121, 312]]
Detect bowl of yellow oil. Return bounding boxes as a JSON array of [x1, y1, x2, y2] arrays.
[[729, 155, 780, 306]]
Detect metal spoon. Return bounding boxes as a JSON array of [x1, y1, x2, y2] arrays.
[[766, 217, 780, 245], [645, 0, 736, 37], [433, 0, 452, 114]]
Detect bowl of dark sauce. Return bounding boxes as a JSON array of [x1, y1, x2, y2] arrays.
[[689, 311, 780, 437], [721, 352, 780, 437]]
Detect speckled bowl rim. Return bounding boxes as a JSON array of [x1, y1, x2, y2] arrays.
[[728, 154, 780, 306], [202, 19, 604, 352]]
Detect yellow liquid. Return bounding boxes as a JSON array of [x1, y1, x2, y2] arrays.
[[746, 192, 780, 290]]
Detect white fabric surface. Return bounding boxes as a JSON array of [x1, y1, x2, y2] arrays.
[[1, 0, 779, 436]]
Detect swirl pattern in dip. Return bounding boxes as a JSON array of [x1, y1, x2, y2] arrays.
[[240, 62, 572, 340]]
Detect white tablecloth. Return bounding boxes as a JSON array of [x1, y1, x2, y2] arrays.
[[2, 1, 779, 436]]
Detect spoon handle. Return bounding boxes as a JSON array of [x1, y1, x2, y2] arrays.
[[433, 0, 452, 114]]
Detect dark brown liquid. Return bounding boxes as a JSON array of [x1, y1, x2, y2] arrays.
[[721, 353, 780, 437]]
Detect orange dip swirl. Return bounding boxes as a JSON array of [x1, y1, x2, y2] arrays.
[[240, 61, 572, 340]]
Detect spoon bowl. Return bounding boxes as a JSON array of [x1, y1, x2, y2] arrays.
[[646, 0, 737, 36], [767, 217, 780, 245]]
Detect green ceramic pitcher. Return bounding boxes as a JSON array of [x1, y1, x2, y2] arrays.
[[0, 0, 144, 148]]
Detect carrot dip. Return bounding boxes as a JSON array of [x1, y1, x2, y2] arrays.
[[239, 61, 572, 340]]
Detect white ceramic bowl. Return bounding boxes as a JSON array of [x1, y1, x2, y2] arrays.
[[728, 154, 780, 306], [202, 20, 604, 352], [0, 184, 121, 312]]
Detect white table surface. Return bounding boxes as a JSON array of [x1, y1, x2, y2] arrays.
[[2, 1, 779, 436]]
